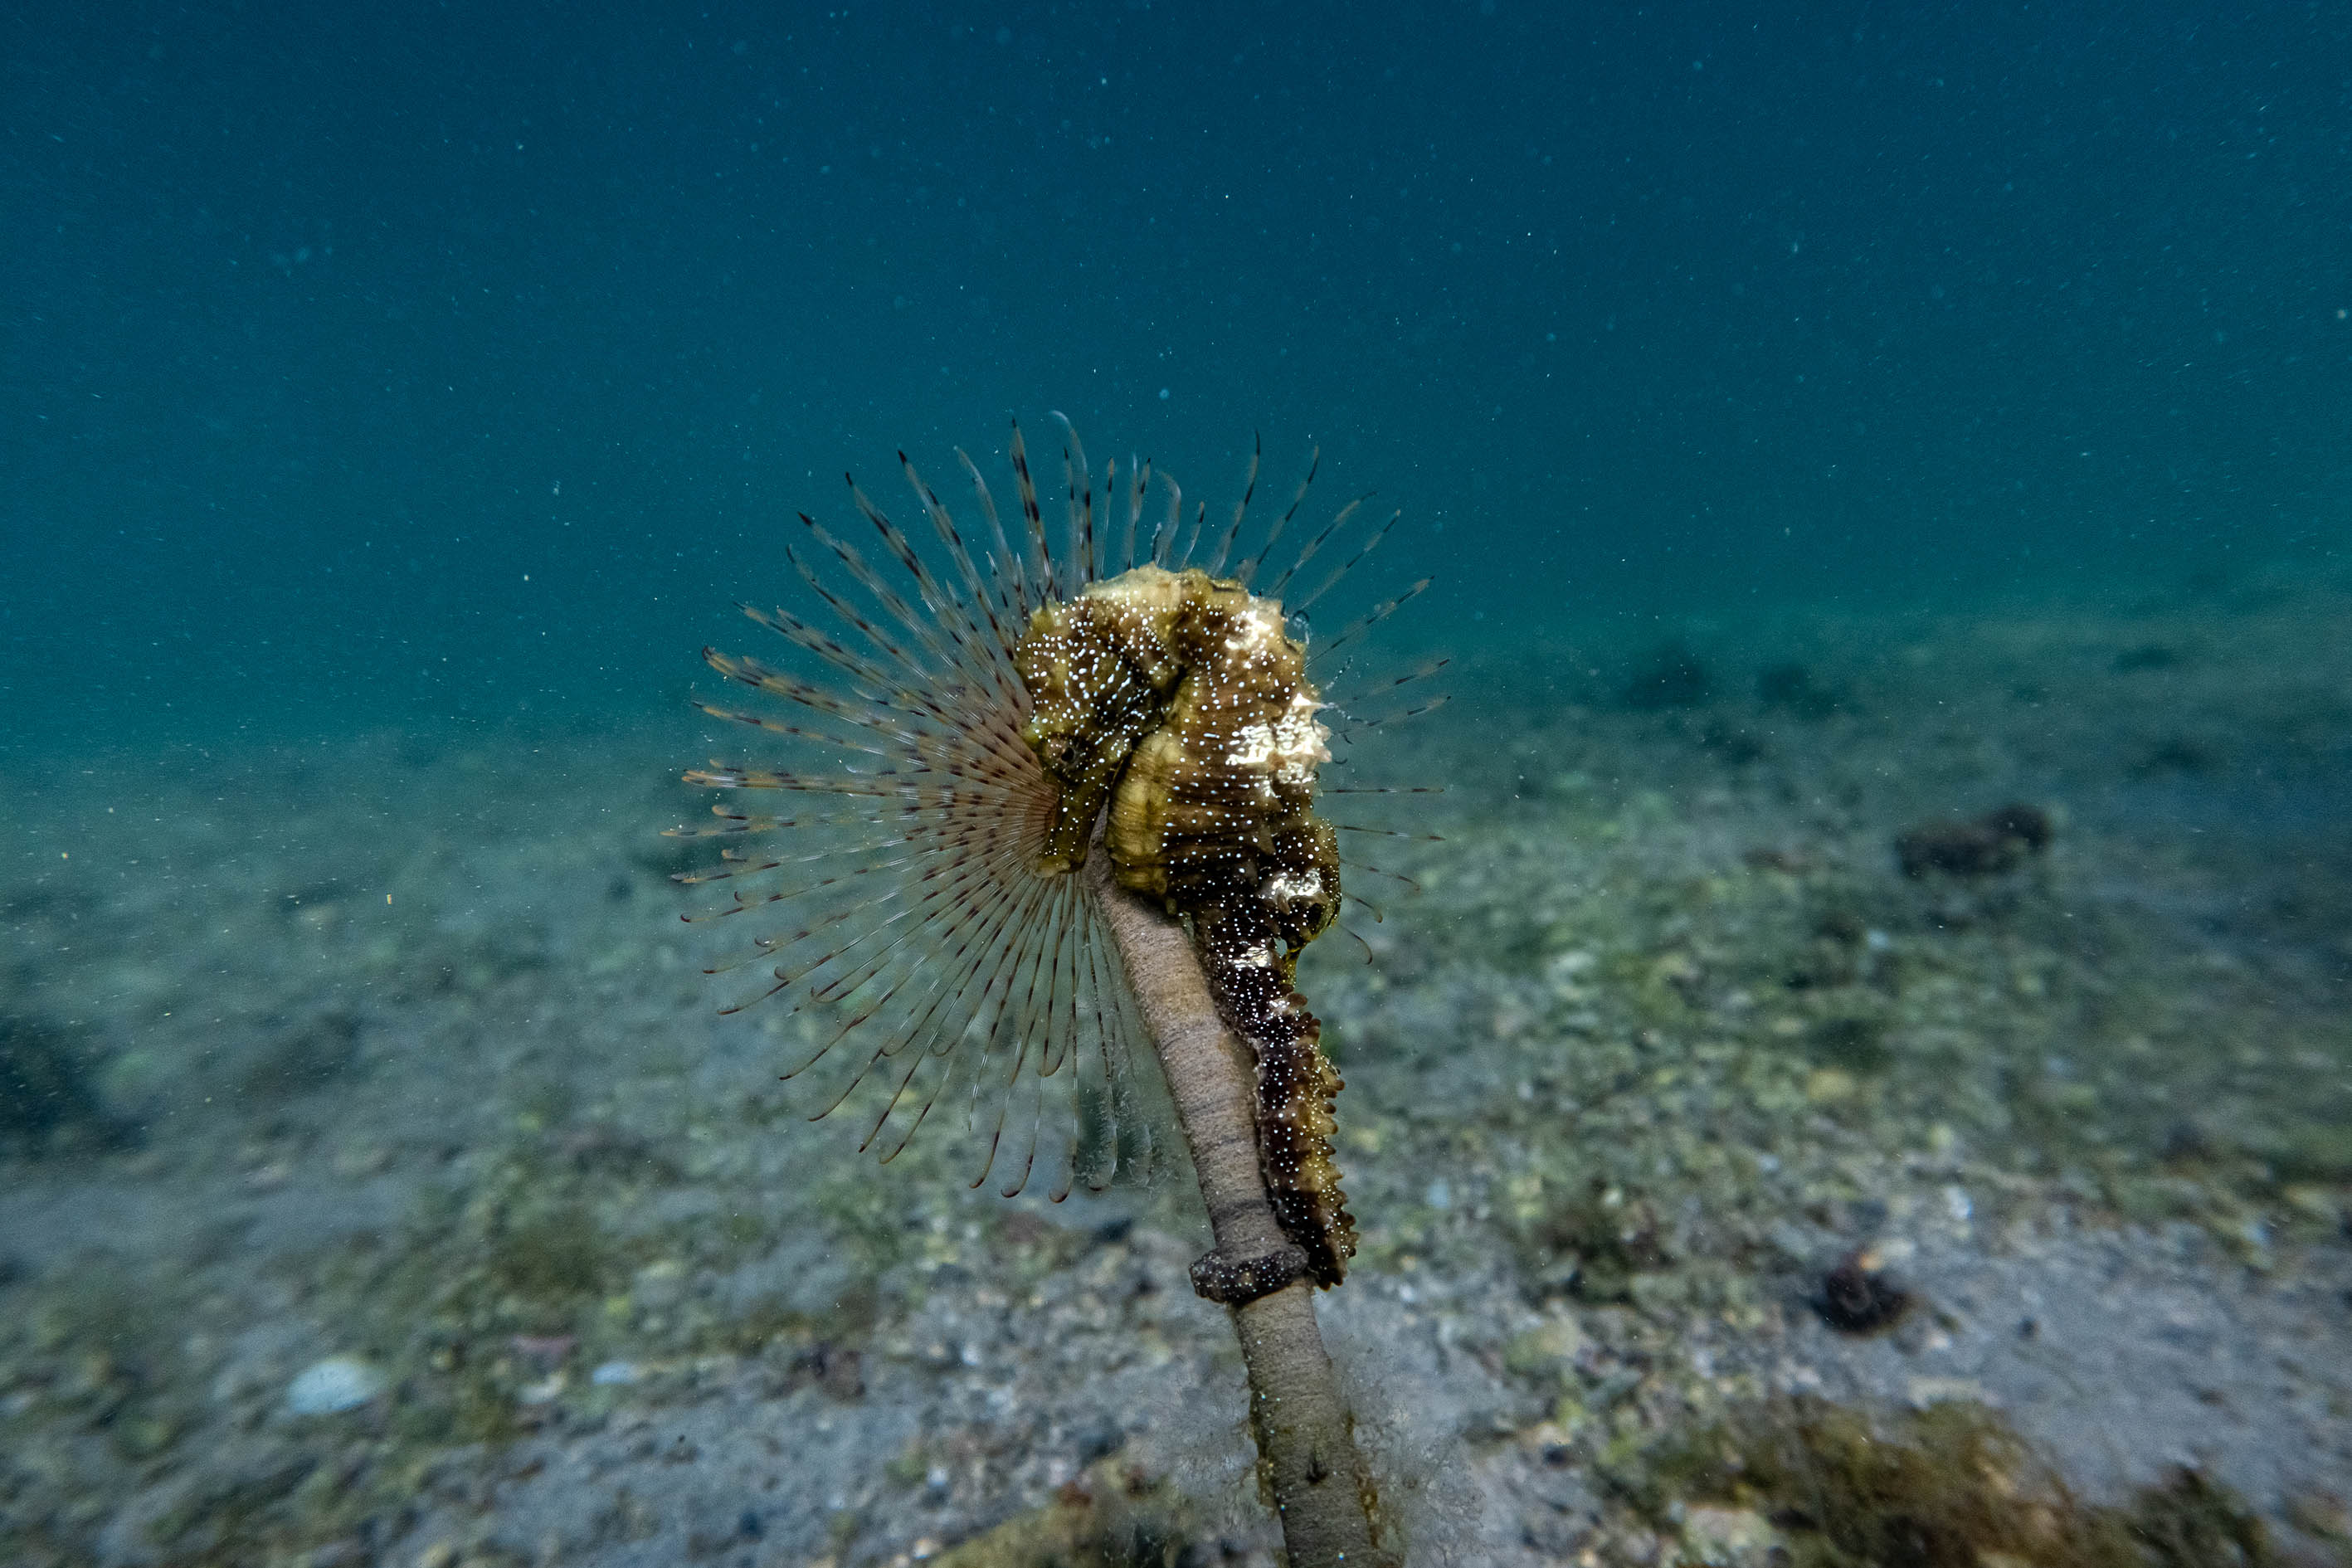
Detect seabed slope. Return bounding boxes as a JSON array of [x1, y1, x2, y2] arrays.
[[3, 567, 2349, 1566]]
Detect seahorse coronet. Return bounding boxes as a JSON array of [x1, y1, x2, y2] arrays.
[[1013, 562, 1358, 1286]]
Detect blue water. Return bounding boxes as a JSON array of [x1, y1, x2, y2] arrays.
[[4, 2, 2345, 754]]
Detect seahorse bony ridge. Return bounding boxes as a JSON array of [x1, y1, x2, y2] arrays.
[[1014, 560, 1355, 1283]]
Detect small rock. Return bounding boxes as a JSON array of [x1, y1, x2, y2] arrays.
[[2282, 1186, 2341, 1225], [1895, 802, 2053, 879], [2285, 1487, 2350, 1541], [1681, 1505, 1783, 1567], [632, 1257, 687, 1309], [1756, 661, 1846, 718], [286, 1356, 385, 1415], [1814, 1249, 1912, 1335], [1804, 1066, 1858, 1103], [1906, 1376, 1989, 1410], [517, 1373, 567, 1405], [1502, 1317, 1586, 1380], [509, 1333, 576, 1373], [1622, 641, 1711, 709]]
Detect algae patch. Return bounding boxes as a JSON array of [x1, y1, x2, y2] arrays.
[[1639, 1397, 2280, 1568]]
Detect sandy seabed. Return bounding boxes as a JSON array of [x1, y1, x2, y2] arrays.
[[4, 566, 2350, 1567]]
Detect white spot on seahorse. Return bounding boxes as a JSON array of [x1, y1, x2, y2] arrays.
[[1226, 723, 1275, 766], [1223, 603, 1283, 655], [1269, 696, 1332, 784], [1263, 870, 1324, 908]]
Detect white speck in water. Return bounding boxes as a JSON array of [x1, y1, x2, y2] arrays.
[[285, 1356, 383, 1415], [1944, 1186, 1974, 1224]]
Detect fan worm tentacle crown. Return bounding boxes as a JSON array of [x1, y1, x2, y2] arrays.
[[679, 421, 1421, 1288]]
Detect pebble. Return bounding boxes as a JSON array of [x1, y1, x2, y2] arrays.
[[286, 1356, 384, 1415], [518, 1374, 567, 1405], [1681, 1504, 1782, 1566], [1804, 1066, 1859, 1103]]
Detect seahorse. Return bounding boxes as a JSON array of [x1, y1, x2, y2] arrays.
[[673, 419, 1438, 1286]]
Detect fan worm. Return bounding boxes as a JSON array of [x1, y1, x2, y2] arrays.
[[679, 421, 1425, 1288]]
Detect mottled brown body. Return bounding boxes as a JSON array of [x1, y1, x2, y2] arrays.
[[1017, 564, 1356, 1285]]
